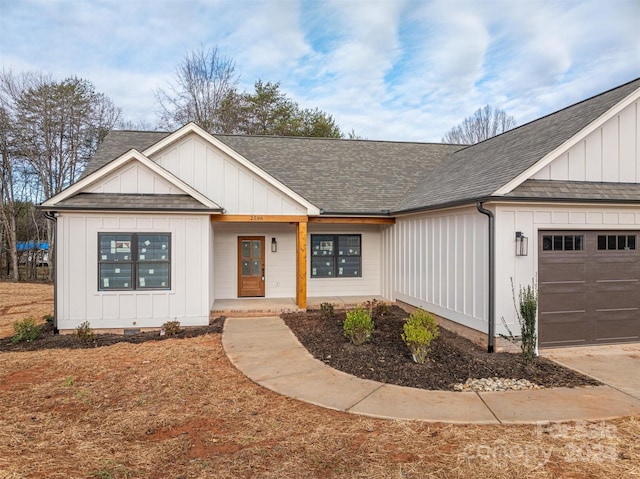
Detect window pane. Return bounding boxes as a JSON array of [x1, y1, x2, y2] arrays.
[[252, 259, 261, 276], [138, 234, 169, 261], [575, 236, 584, 251], [99, 234, 132, 261], [628, 236, 636, 250], [312, 236, 334, 256], [597, 235, 606, 250], [542, 236, 552, 251], [338, 235, 361, 256], [617, 235, 626, 250], [252, 240, 261, 258], [564, 236, 574, 251], [241, 241, 251, 259], [137, 263, 169, 289], [241, 259, 250, 275], [608, 235, 616, 250], [99, 263, 133, 290], [338, 256, 361, 277], [553, 236, 563, 251], [311, 257, 334, 277]]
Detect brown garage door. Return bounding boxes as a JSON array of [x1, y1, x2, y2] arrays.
[[538, 230, 640, 347]]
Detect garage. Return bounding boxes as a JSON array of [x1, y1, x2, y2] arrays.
[[538, 230, 640, 347]]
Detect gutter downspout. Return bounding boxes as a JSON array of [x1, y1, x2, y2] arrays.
[[476, 201, 495, 353], [43, 211, 58, 334]]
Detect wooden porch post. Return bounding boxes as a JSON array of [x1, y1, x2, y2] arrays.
[[296, 220, 307, 309]]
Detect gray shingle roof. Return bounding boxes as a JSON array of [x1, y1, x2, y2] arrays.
[[76, 77, 640, 214], [51, 193, 220, 211], [80, 130, 170, 178], [505, 180, 640, 202], [214, 136, 462, 213], [396, 77, 640, 212]]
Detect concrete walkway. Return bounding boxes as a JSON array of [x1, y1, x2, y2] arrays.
[[222, 316, 640, 424]]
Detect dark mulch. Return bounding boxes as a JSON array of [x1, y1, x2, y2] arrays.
[[282, 306, 600, 391], [0, 316, 226, 352]]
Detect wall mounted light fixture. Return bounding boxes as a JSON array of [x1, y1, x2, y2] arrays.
[[515, 231, 528, 256], [271, 237, 277, 253]]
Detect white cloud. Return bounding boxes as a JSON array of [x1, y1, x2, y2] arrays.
[[0, 0, 638, 141]]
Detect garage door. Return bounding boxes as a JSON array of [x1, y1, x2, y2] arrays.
[[538, 230, 640, 347]]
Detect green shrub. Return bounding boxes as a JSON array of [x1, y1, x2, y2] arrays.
[[12, 317, 41, 344], [401, 309, 439, 364], [75, 321, 96, 342], [343, 306, 374, 345], [319, 302, 335, 319], [161, 320, 181, 336], [43, 314, 55, 325]]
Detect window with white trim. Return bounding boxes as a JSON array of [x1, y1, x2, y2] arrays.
[[98, 233, 171, 290], [311, 234, 361, 278]]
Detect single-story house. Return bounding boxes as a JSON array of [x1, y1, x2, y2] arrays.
[[17, 241, 49, 266], [41, 77, 640, 349]]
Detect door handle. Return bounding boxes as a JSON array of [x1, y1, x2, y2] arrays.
[[262, 266, 265, 282]]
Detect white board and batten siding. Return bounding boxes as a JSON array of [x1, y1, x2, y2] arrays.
[[383, 207, 489, 333], [495, 203, 640, 334], [532, 99, 640, 183], [56, 212, 211, 331], [87, 161, 183, 195], [150, 133, 308, 215]]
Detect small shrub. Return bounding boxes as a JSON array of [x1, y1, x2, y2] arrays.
[[401, 309, 439, 364], [500, 278, 538, 365], [12, 317, 41, 344], [75, 321, 96, 342], [43, 314, 55, 325], [343, 306, 374, 345], [364, 299, 389, 321], [319, 302, 335, 319], [161, 320, 181, 336]]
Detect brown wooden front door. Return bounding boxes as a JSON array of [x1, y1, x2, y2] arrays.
[[238, 237, 265, 297]]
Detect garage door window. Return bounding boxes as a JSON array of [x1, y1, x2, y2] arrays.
[[542, 234, 584, 251], [597, 234, 636, 251]]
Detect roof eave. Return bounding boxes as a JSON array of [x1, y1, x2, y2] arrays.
[[37, 205, 224, 214]]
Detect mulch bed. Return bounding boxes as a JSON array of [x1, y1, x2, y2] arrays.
[[0, 317, 226, 352], [2, 306, 600, 392], [282, 306, 600, 391]]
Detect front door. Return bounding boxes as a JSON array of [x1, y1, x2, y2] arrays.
[[238, 237, 265, 297]]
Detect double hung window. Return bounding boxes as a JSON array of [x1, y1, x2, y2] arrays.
[[98, 233, 171, 290], [311, 234, 361, 278]]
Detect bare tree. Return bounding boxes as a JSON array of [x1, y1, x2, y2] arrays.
[[156, 46, 239, 133], [1, 70, 120, 280], [442, 105, 516, 144], [156, 47, 345, 138], [0, 104, 20, 280]]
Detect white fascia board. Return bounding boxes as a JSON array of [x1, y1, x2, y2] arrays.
[[41, 149, 222, 210], [142, 122, 321, 215], [493, 86, 640, 196]]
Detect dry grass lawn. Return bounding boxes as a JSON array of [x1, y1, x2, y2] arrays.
[[0, 282, 638, 478]]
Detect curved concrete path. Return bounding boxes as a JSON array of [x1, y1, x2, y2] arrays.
[[222, 316, 640, 424]]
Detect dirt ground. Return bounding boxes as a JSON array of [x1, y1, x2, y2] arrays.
[[1, 283, 639, 478], [0, 282, 53, 338]]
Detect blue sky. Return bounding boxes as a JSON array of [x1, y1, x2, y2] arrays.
[[1, 0, 638, 141]]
